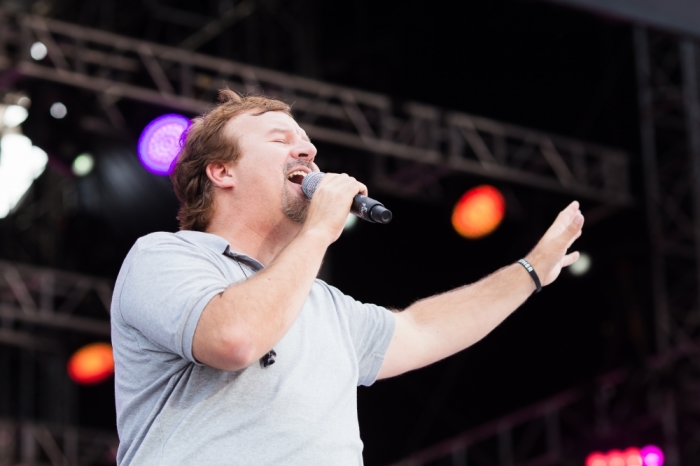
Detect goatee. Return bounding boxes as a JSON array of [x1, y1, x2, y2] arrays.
[[282, 160, 315, 224]]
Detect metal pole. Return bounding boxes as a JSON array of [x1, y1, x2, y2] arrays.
[[545, 410, 561, 460], [634, 26, 671, 354], [498, 429, 513, 466], [662, 390, 680, 466], [19, 351, 34, 422], [451, 448, 467, 466], [0, 349, 9, 418], [680, 39, 700, 319]]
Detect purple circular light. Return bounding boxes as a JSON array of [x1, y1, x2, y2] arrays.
[[641, 445, 664, 466], [138, 114, 190, 175]]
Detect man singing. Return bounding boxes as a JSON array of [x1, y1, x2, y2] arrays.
[[111, 90, 584, 465]]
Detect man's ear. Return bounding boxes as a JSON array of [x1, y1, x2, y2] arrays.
[[206, 162, 236, 189]]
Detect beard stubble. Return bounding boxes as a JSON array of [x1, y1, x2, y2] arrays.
[[281, 160, 315, 224]]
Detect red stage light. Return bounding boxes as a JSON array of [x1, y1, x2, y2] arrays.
[[586, 445, 662, 466], [624, 448, 643, 466], [608, 450, 625, 466], [67, 342, 114, 385], [451, 185, 505, 239], [586, 452, 608, 466]]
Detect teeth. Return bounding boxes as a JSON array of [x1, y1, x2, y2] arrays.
[[286, 170, 307, 180]]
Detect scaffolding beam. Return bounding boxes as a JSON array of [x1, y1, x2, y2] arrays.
[[390, 342, 700, 466], [0, 418, 118, 466], [0, 13, 632, 205], [390, 26, 700, 466], [0, 261, 112, 341]]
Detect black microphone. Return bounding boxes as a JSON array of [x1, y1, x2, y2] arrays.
[[302, 172, 393, 224]]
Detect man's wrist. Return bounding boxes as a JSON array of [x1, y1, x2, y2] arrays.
[[517, 258, 542, 293], [297, 226, 334, 249]]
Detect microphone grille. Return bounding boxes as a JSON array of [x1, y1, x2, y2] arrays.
[[301, 172, 325, 199]]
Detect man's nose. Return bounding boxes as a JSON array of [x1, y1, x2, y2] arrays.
[[292, 141, 317, 161]]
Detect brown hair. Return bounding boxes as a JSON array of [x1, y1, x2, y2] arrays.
[[170, 89, 292, 231]]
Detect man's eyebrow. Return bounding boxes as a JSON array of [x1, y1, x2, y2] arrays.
[[267, 128, 311, 142]]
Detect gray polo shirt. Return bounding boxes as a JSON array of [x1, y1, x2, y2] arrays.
[[111, 230, 396, 465]]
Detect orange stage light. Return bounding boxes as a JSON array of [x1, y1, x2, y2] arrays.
[[451, 185, 506, 239], [67, 342, 114, 385]]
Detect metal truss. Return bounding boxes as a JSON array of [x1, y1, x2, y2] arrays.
[[0, 260, 112, 350], [390, 26, 700, 466], [633, 26, 700, 463], [0, 418, 117, 466], [635, 28, 700, 354], [390, 343, 699, 466], [0, 13, 631, 204]]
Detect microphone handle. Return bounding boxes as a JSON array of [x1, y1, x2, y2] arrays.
[[301, 171, 392, 224], [351, 194, 393, 224]]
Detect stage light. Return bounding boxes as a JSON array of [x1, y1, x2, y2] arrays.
[[570, 252, 591, 276], [50, 102, 67, 119], [0, 134, 48, 218], [344, 213, 357, 231], [17, 96, 31, 108], [452, 185, 505, 239], [624, 448, 643, 466], [138, 114, 190, 175], [72, 153, 95, 177], [586, 445, 663, 466], [30, 41, 47, 60], [3, 105, 28, 128], [640, 445, 664, 466], [585, 452, 607, 466], [67, 342, 114, 385], [608, 450, 625, 466]]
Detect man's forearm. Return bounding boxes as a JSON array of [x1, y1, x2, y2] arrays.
[[378, 202, 583, 379], [194, 228, 330, 370], [384, 263, 535, 376], [195, 173, 370, 371]]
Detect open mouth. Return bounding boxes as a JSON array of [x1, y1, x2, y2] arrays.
[[286, 170, 307, 185]]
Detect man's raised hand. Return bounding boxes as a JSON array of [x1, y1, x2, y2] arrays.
[[525, 201, 584, 288]]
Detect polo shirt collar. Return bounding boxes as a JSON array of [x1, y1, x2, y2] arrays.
[[175, 230, 265, 271]]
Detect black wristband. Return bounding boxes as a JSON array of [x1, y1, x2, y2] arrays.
[[517, 259, 542, 293]]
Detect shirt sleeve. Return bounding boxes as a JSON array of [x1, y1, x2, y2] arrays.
[[321, 282, 396, 386], [118, 236, 233, 364]]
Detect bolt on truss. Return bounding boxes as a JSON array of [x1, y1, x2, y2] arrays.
[[0, 260, 112, 350], [0, 13, 632, 205], [0, 419, 118, 466]]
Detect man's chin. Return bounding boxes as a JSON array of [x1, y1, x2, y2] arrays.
[[282, 201, 309, 225], [282, 182, 310, 224]]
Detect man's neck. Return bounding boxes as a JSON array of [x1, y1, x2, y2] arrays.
[[206, 215, 301, 268]]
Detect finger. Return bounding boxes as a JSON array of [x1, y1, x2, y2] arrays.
[[317, 172, 340, 187], [565, 202, 580, 217], [324, 173, 351, 189], [336, 175, 367, 197], [357, 181, 368, 197], [545, 202, 581, 238], [561, 251, 580, 268], [562, 212, 584, 240], [565, 229, 582, 250]]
